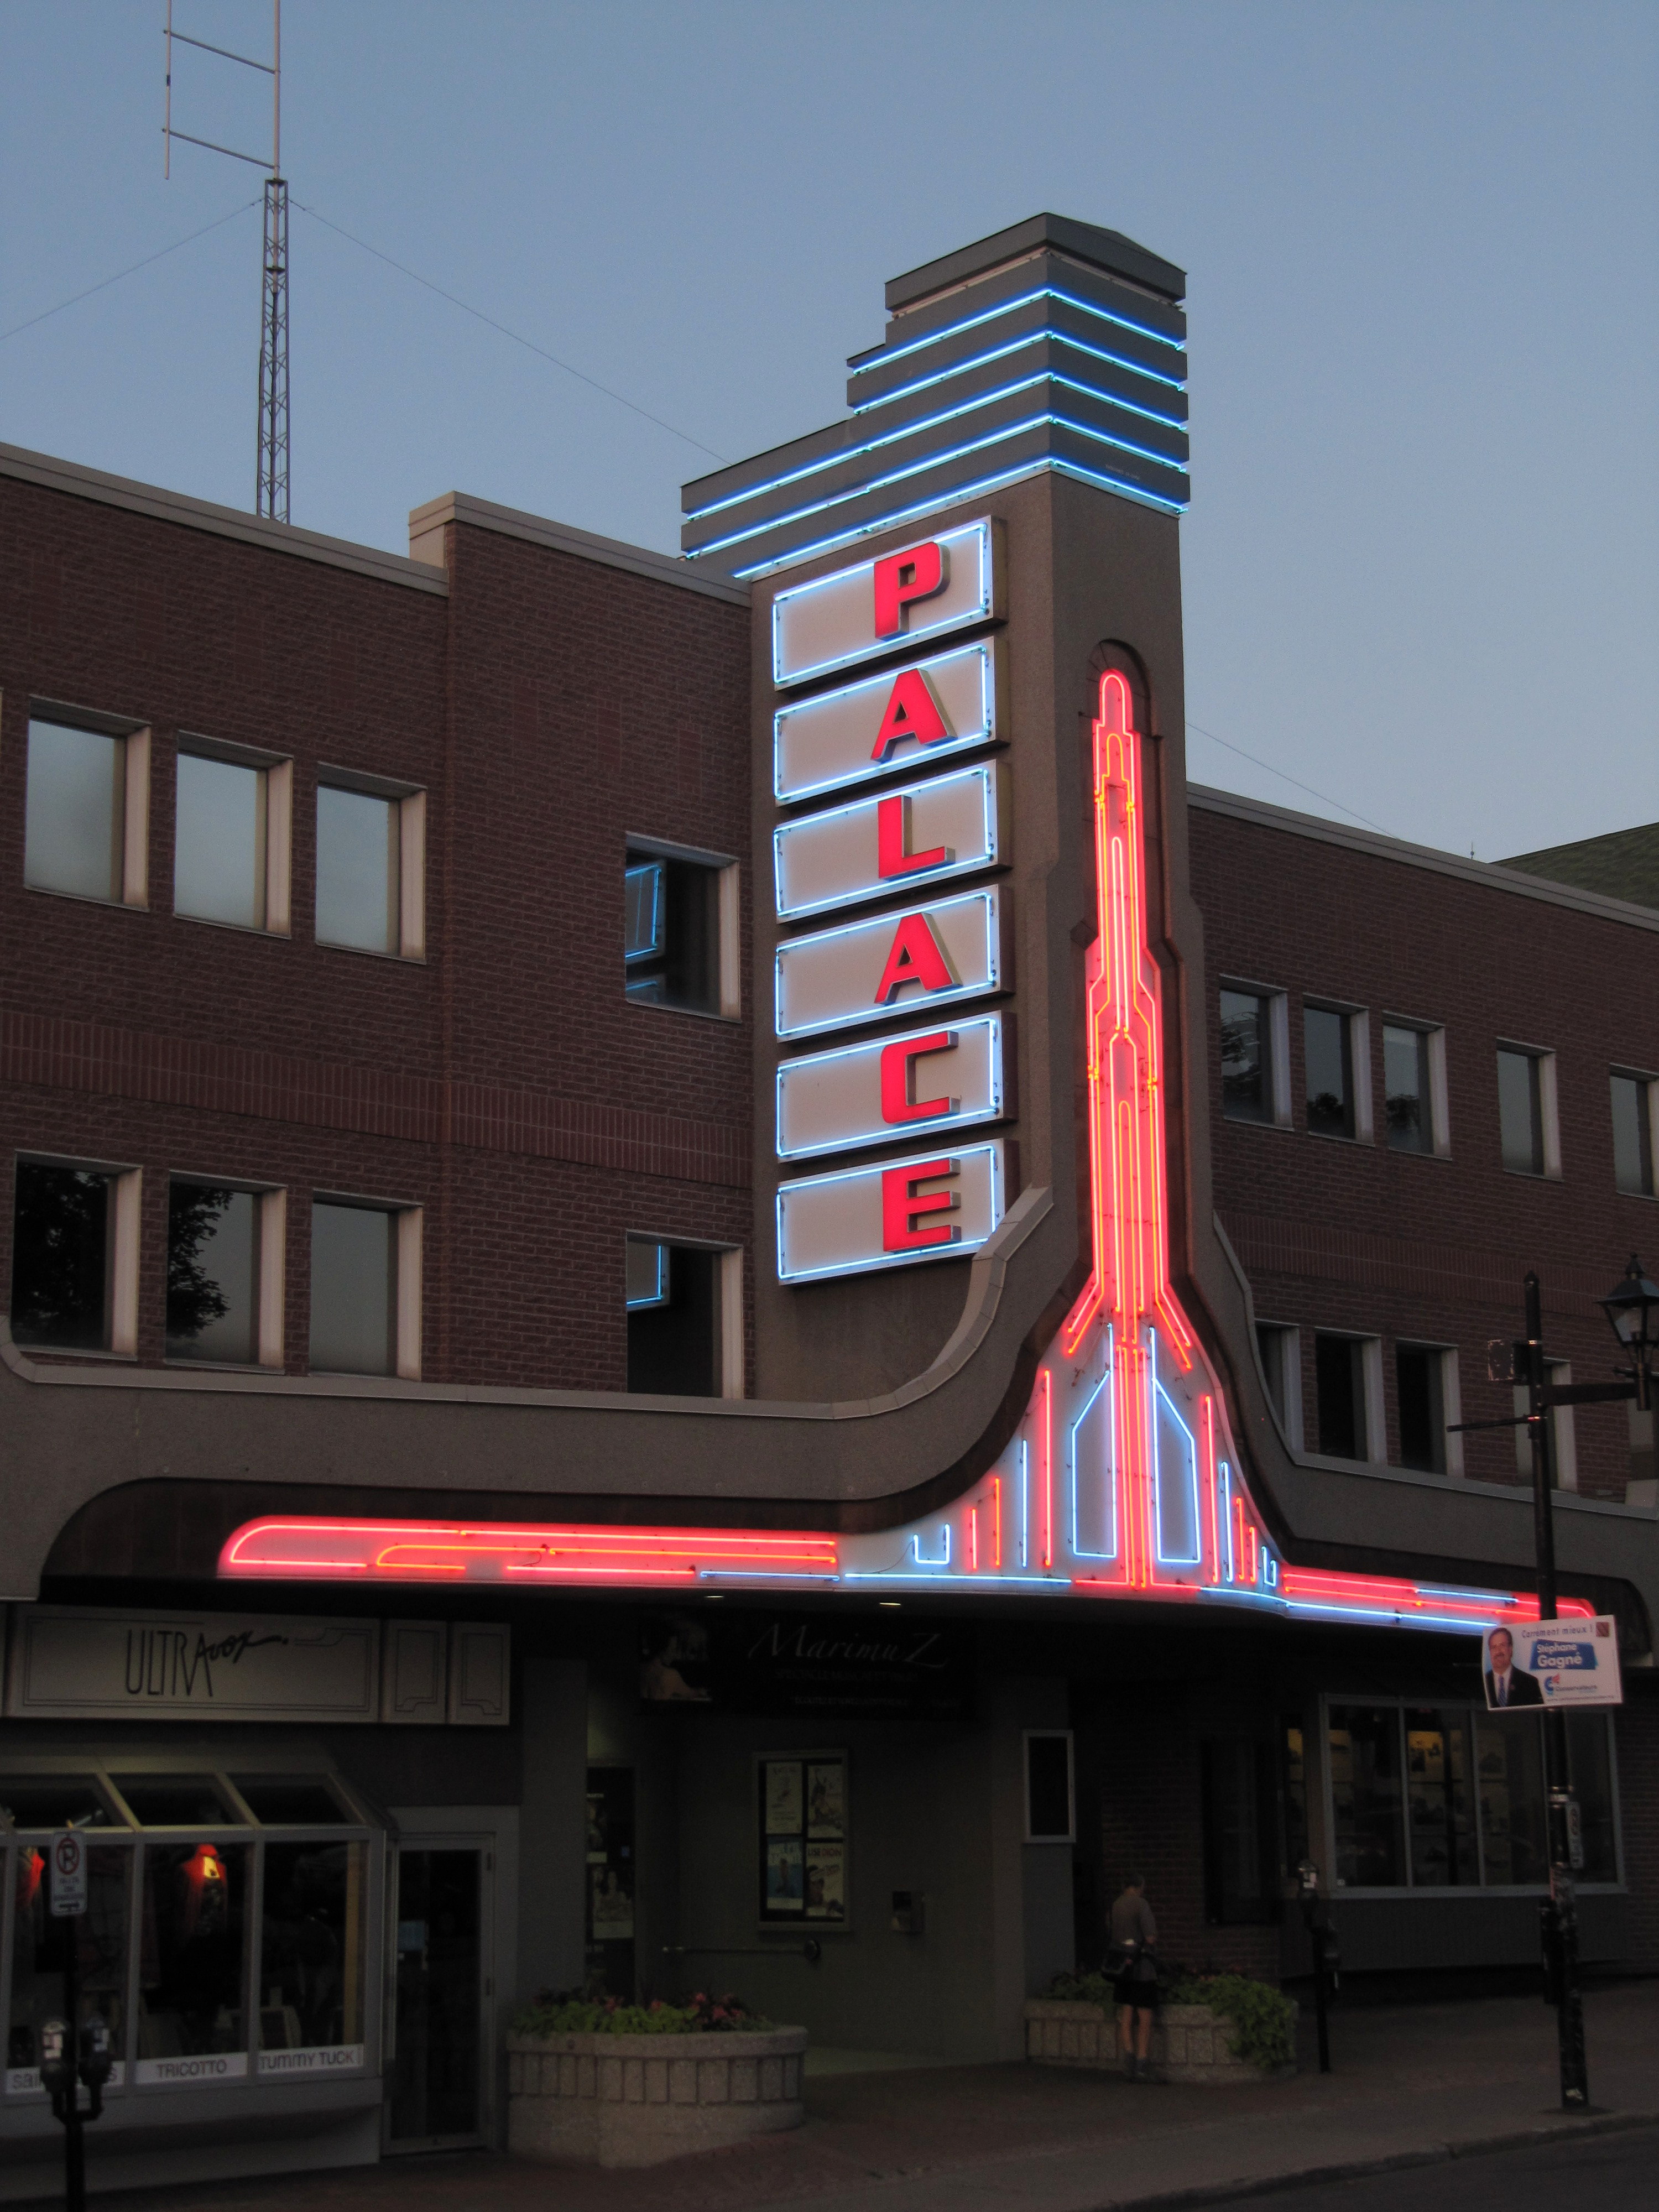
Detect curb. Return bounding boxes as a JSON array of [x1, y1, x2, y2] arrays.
[[1092, 2106, 1659, 2210]]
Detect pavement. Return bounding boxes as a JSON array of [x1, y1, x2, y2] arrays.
[[30, 1981, 1659, 2212]]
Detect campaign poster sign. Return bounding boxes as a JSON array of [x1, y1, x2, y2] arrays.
[[1480, 1616, 1623, 1711]]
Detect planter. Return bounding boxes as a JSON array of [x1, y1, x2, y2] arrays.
[[507, 2025, 808, 2167], [1023, 1999, 1296, 2085]]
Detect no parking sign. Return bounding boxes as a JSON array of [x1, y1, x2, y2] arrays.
[[50, 1831, 86, 1917]]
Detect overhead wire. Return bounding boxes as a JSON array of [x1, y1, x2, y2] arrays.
[[1184, 718, 1392, 837], [0, 199, 263, 345]]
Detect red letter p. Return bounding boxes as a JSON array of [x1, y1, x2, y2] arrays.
[[873, 540, 946, 639]]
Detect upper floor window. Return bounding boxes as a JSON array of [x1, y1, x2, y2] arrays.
[[1219, 986, 1287, 1126], [1314, 1331, 1382, 1462], [316, 778, 425, 959], [309, 1196, 421, 1378], [1396, 1343, 1460, 1475], [166, 1179, 285, 1368], [1497, 1044, 1559, 1177], [9, 1156, 140, 1357], [24, 713, 149, 908], [174, 743, 292, 935], [1305, 1004, 1371, 1142], [1610, 1071, 1657, 1197], [625, 1234, 742, 1397], [624, 842, 739, 1018], [1383, 1022, 1446, 1155]]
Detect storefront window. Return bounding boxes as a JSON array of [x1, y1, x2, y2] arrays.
[[1474, 1715, 1548, 1885], [1567, 1714, 1618, 1882], [137, 1842, 251, 2079], [1329, 1705, 1406, 1887], [1282, 1723, 1310, 1870], [7, 1845, 130, 2089], [1403, 1708, 1478, 1886], [259, 1841, 366, 2068]]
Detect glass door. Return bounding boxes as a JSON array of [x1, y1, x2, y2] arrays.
[[385, 1844, 485, 2151]]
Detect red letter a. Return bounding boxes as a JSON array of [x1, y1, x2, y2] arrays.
[[870, 669, 950, 761], [873, 913, 956, 1005]]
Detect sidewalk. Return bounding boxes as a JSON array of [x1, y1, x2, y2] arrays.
[[36, 1983, 1659, 2212]]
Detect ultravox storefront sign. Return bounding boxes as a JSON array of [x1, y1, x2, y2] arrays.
[[775, 887, 1006, 1041], [771, 519, 1003, 686], [776, 1013, 1006, 1161], [773, 640, 1003, 804], [777, 1140, 1007, 1282], [774, 761, 1006, 921], [5, 1605, 379, 1722]]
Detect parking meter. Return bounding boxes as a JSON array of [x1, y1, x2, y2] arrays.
[[39, 2018, 72, 2109], [79, 2016, 112, 2115]]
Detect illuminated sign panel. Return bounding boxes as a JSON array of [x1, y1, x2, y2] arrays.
[[775, 888, 1004, 1041], [774, 761, 1005, 921], [776, 1140, 1006, 1283], [773, 640, 1001, 805], [771, 519, 1000, 688], [776, 1013, 1005, 1161]]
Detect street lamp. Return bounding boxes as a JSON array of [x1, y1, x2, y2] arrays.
[[1598, 1255, 1659, 1411]]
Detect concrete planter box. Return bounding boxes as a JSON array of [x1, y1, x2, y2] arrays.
[[507, 2025, 808, 2167], [1024, 1998, 1296, 2085]]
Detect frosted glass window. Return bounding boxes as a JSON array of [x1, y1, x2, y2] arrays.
[[310, 1202, 393, 1374], [166, 1183, 258, 1364], [175, 754, 265, 928], [1498, 1048, 1543, 1175], [1611, 1074, 1655, 1197], [317, 787, 398, 953], [25, 720, 124, 900]]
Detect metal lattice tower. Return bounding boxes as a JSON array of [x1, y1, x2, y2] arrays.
[[258, 175, 289, 521]]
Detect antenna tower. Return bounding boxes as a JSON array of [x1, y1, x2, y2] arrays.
[[164, 2, 289, 521]]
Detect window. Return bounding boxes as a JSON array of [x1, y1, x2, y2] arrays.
[[1497, 1045, 1558, 1176], [166, 1180, 285, 1368], [1256, 1323, 1303, 1447], [310, 1198, 421, 1378], [1220, 989, 1272, 1123], [24, 713, 149, 907], [1327, 1702, 1618, 1890], [1396, 1344, 1460, 1475], [624, 842, 739, 1018], [758, 1752, 847, 1924], [1610, 1071, 1657, 1197], [1305, 1004, 1371, 1140], [10, 1157, 140, 1356], [174, 745, 291, 934], [1384, 1022, 1447, 1155], [1314, 1332, 1381, 1462], [1514, 1358, 1578, 1491], [625, 1236, 742, 1397], [316, 778, 425, 958], [1201, 1741, 1279, 1922], [1024, 1731, 1075, 1843]]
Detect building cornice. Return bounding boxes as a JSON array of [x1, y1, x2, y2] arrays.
[[408, 490, 750, 606]]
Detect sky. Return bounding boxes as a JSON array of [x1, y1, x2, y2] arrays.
[[1, 1, 1655, 859]]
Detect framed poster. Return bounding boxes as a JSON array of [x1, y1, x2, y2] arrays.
[[758, 1752, 848, 1925]]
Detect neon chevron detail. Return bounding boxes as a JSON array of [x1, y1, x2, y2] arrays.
[[219, 672, 1580, 1637]]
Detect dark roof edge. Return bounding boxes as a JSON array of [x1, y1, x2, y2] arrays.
[[0, 440, 450, 596], [1188, 783, 1659, 936], [409, 491, 749, 606], [886, 214, 1186, 313]]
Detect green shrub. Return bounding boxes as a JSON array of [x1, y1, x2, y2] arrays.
[[1046, 1970, 1115, 2007], [512, 1989, 770, 2038], [1165, 1973, 1296, 2071]]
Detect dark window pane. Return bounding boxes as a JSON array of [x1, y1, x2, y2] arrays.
[[624, 851, 719, 1014], [260, 1840, 366, 2056], [625, 1237, 669, 1310], [137, 1841, 249, 2062], [1026, 1735, 1072, 1839], [1315, 1334, 1365, 1459], [231, 1777, 350, 1825], [1611, 1074, 1654, 1197], [1305, 1006, 1354, 1138], [1384, 1024, 1431, 1152], [1404, 1709, 1478, 1886], [1476, 1714, 1547, 1883], [1256, 1325, 1286, 1423], [7, 1844, 131, 2080], [627, 1243, 718, 1396], [167, 1183, 258, 1363], [1498, 1048, 1543, 1174], [1220, 990, 1271, 1123], [1396, 1345, 1445, 1473], [1283, 1723, 1310, 1871], [25, 720, 123, 901], [1202, 1740, 1278, 1922], [175, 754, 264, 928], [317, 786, 398, 953], [389, 1847, 481, 2142], [0, 1779, 118, 1829], [310, 1203, 394, 1375], [1566, 1714, 1618, 1882], [1329, 1705, 1406, 1887], [111, 1776, 243, 1827], [11, 1161, 109, 1350]]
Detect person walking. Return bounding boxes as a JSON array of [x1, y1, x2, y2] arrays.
[[1108, 1872, 1160, 2081]]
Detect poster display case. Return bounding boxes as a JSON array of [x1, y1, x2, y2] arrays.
[[757, 1752, 847, 1926]]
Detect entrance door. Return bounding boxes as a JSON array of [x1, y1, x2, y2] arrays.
[[386, 1843, 487, 2150]]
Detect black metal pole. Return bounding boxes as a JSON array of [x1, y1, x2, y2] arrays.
[[1524, 1272, 1588, 2109], [61, 1902, 85, 2212], [1313, 1948, 1331, 2074]]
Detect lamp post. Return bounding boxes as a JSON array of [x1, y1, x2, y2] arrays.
[[1598, 1254, 1659, 1413]]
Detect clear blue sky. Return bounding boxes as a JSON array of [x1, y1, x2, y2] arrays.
[[2, 1, 1655, 858]]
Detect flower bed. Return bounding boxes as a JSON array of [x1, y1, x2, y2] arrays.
[[1026, 1972, 1297, 2085], [507, 1992, 807, 2167]]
